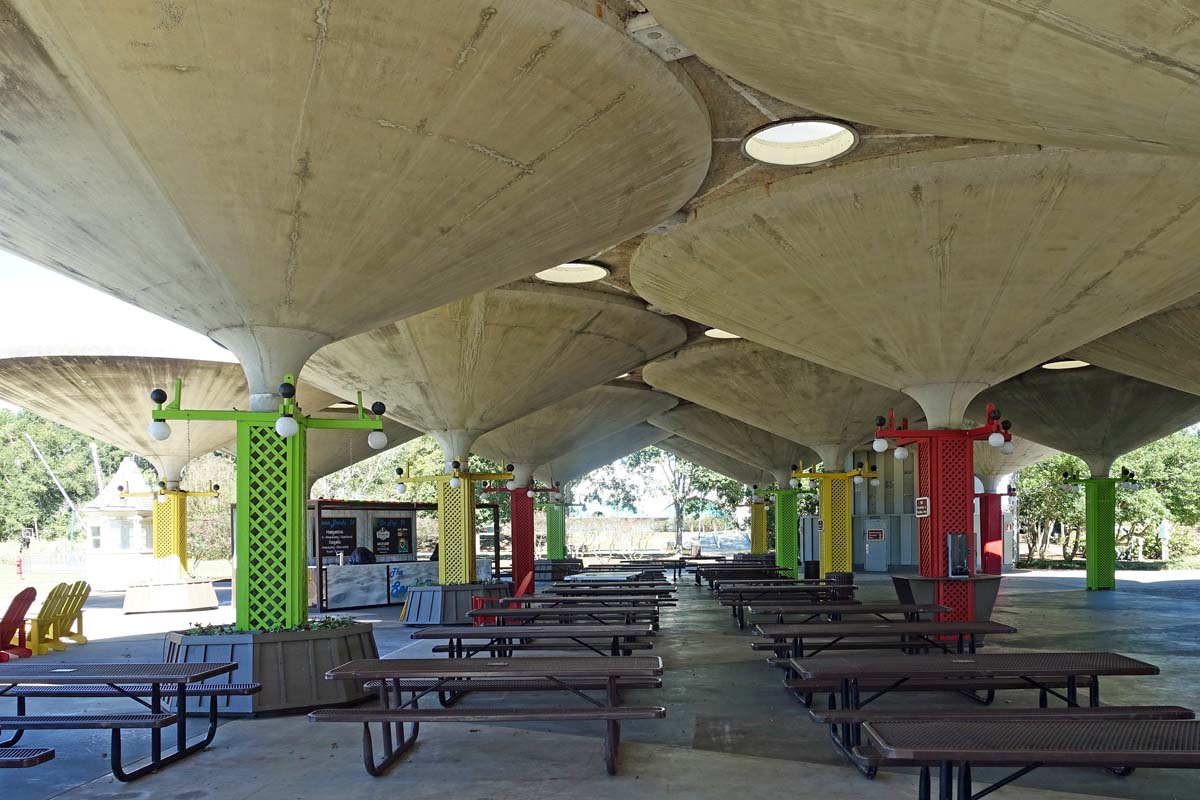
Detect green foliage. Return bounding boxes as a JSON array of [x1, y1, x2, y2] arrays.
[[1016, 431, 1200, 561], [581, 446, 746, 546], [0, 409, 145, 540], [183, 615, 359, 636], [183, 451, 238, 564], [312, 435, 509, 520]]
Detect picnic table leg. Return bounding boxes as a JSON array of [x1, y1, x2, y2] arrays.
[[175, 681, 187, 756], [955, 762, 971, 800], [150, 684, 162, 764], [1066, 675, 1078, 707], [738, 603, 746, 629], [604, 677, 620, 775], [938, 761, 953, 800], [1089, 675, 1100, 707], [918, 766, 931, 800], [0, 697, 26, 747]]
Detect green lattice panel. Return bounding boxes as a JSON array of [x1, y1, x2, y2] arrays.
[[1086, 479, 1117, 591], [774, 492, 798, 577], [247, 425, 289, 628], [546, 504, 566, 559]]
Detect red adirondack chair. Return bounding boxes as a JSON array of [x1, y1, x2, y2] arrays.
[[0, 587, 36, 662], [472, 572, 534, 626]]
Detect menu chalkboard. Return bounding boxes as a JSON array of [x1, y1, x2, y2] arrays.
[[373, 514, 414, 558], [319, 517, 357, 558]]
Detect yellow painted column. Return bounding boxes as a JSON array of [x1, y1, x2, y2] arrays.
[[818, 475, 854, 575], [437, 478, 477, 584], [750, 500, 768, 554], [152, 491, 189, 573]]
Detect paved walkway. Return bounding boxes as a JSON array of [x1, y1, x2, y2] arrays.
[[5, 570, 1200, 799]]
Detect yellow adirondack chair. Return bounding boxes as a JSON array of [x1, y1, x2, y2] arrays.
[[56, 581, 91, 645], [27, 582, 68, 656]]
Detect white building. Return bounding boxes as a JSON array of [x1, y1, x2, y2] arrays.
[[81, 457, 156, 589]]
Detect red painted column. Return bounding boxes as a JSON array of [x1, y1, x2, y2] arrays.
[[978, 493, 1004, 576], [509, 489, 535, 590], [917, 437, 976, 622]]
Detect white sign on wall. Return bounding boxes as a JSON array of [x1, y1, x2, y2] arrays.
[[915, 497, 931, 518]]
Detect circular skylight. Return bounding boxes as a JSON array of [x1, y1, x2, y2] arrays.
[[742, 119, 859, 166], [704, 328, 741, 339], [534, 261, 610, 284], [1041, 358, 1091, 370]]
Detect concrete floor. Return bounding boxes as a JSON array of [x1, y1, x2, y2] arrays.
[[6, 570, 1200, 800]]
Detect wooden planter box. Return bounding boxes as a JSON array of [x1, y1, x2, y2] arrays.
[[163, 622, 378, 715], [400, 582, 511, 626]]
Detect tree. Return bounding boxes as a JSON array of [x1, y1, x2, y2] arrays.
[[581, 447, 745, 548], [1014, 453, 1085, 560], [0, 409, 143, 540]]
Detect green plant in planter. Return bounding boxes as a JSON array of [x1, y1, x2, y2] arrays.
[[184, 616, 360, 636]]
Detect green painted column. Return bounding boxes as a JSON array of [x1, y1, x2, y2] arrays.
[[774, 490, 799, 577], [546, 503, 567, 560], [1084, 478, 1117, 591], [236, 418, 308, 630]]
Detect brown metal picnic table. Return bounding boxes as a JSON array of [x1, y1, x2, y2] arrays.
[[510, 595, 669, 606], [790, 651, 1159, 772], [722, 585, 859, 627], [410, 624, 654, 657], [863, 718, 1200, 799], [749, 603, 949, 624], [315, 656, 665, 776], [757, 620, 1016, 658], [0, 661, 237, 780]]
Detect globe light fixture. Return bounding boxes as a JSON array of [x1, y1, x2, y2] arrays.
[[870, 477, 881, 487], [147, 419, 172, 441], [1001, 440, 1016, 455], [367, 430, 388, 450], [788, 477, 799, 488], [893, 445, 909, 460], [395, 482, 407, 495], [853, 474, 864, 485], [274, 414, 299, 439], [449, 476, 462, 489], [987, 431, 1005, 448], [527, 489, 535, 498], [872, 438, 888, 453]]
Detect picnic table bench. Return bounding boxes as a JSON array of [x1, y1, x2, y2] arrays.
[[720, 585, 859, 627], [0, 747, 54, 768], [513, 595, 671, 607], [0, 662, 256, 780], [410, 624, 655, 658], [311, 657, 665, 776], [788, 651, 1159, 775], [755, 620, 1016, 659], [544, 585, 675, 597], [467, 606, 660, 627], [696, 566, 785, 586], [749, 603, 948, 624], [862, 718, 1200, 798]]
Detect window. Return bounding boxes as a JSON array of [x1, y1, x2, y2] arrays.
[[90, 526, 101, 550], [144, 527, 154, 551], [118, 520, 132, 550]]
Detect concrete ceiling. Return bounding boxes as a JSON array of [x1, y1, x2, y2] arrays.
[[657, 435, 772, 487], [474, 384, 677, 484], [0, 355, 328, 481], [305, 284, 687, 461], [970, 365, 1200, 477], [0, 1, 710, 394], [643, 0, 1200, 154], [534, 422, 669, 487], [1073, 294, 1200, 397], [632, 143, 1200, 428], [648, 404, 817, 484], [643, 339, 921, 467], [974, 436, 1057, 493]]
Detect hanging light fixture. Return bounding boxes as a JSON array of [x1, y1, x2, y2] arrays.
[[893, 445, 909, 460], [395, 468, 406, 495], [872, 438, 888, 453]]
